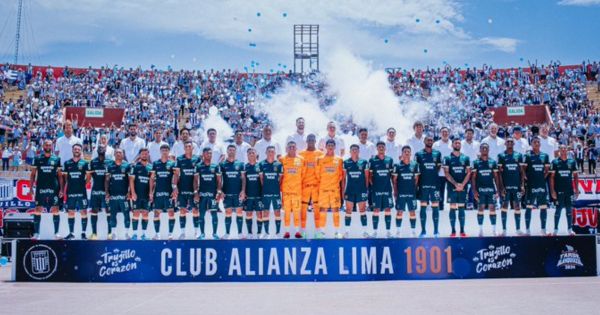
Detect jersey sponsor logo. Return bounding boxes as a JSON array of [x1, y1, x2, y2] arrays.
[[97, 248, 142, 278], [472, 245, 516, 274], [556, 245, 583, 270], [23, 244, 58, 280]]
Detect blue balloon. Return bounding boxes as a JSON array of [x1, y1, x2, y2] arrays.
[[416, 18, 420, 23], [282, 13, 287, 17], [248, 28, 252, 32], [256, 62, 260, 66], [256, 12, 261, 17], [283, 65, 287, 69], [520, 57, 524, 61], [277, 63, 281, 67], [436, 19, 440, 24], [249, 43, 257, 47], [384, 39, 389, 44], [270, 69, 274, 72], [423, 49, 428, 53], [0, 257, 7, 266]]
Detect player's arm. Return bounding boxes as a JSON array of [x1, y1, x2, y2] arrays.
[[391, 166, 398, 197], [341, 168, 347, 198], [129, 171, 137, 201], [492, 167, 500, 197], [216, 173, 223, 200], [549, 163, 557, 200], [105, 172, 111, 200], [443, 160, 457, 188], [193, 173, 200, 202], [543, 156, 550, 179], [61, 168, 68, 198], [171, 167, 179, 199], [240, 171, 247, 200], [461, 166, 471, 192], [573, 166, 579, 198], [149, 171, 156, 202], [29, 166, 37, 198]]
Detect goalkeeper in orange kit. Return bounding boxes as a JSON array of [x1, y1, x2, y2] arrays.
[[298, 134, 324, 237], [280, 141, 305, 239], [316, 139, 344, 239]]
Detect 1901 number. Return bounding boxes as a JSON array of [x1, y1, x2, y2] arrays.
[[404, 246, 453, 274]]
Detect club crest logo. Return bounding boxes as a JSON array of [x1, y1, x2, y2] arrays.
[[23, 244, 58, 280]]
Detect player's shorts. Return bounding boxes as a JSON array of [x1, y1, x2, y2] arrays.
[[371, 191, 393, 209], [477, 190, 496, 206], [302, 184, 318, 204], [262, 194, 282, 211], [447, 189, 467, 204], [177, 192, 197, 210], [555, 192, 574, 210], [198, 194, 218, 212], [132, 199, 149, 210], [419, 186, 440, 203], [89, 191, 106, 209], [318, 190, 341, 209], [395, 194, 417, 211], [344, 191, 368, 203], [108, 197, 129, 213], [66, 194, 88, 210], [223, 194, 242, 209], [527, 188, 548, 207], [244, 197, 263, 211], [501, 188, 522, 206], [283, 192, 302, 212], [153, 196, 173, 211], [35, 189, 60, 209]]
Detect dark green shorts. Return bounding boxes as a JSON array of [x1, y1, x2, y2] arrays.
[[477, 190, 496, 206], [527, 188, 548, 207], [501, 188, 522, 206], [223, 194, 241, 209], [262, 195, 281, 211], [109, 198, 130, 213], [66, 194, 88, 210], [35, 190, 60, 209], [199, 195, 218, 212], [555, 192, 573, 210], [419, 186, 440, 203], [177, 193, 196, 210], [344, 191, 368, 203], [244, 197, 263, 211], [133, 199, 149, 210], [395, 195, 417, 211], [371, 192, 393, 209], [89, 192, 106, 209], [447, 189, 467, 204], [153, 196, 173, 211]]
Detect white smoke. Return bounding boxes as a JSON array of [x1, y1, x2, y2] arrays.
[[196, 106, 234, 144]]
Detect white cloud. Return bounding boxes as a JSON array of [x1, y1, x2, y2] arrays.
[[479, 37, 520, 53], [558, 0, 600, 6]]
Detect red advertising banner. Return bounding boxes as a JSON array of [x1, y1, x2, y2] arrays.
[[489, 105, 551, 126], [63, 107, 125, 128]]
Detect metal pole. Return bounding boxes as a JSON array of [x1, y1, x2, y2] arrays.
[[14, 0, 23, 64]]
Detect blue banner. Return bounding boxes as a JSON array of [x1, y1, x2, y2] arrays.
[[13, 236, 597, 282]]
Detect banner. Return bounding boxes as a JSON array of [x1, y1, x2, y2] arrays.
[[507, 107, 525, 116], [0, 179, 34, 209], [12, 236, 597, 282]]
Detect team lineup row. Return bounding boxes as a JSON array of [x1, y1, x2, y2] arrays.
[[29, 130, 578, 240]]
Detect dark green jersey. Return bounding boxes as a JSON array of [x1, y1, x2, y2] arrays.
[[196, 162, 220, 194], [497, 152, 524, 190], [525, 152, 550, 190], [393, 160, 419, 195], [130, 162, 152, 199], [63, 159, 89, 196], [415, 149, 442, 189], [220, 160, 245, 195], [33, 154, 61, 191], [151, 159, 176, 197], [343, 158, 369, 195], [175, 155, 199, 193], [245, 163, 262, 197], [107, 161, 131, 197], [472, 158, 498, 193], [88, 158, 112, 192], [443, 153, 470, 184], [551, 158, 577, 195], [259, 160, 282, 196], [369, 155, 394, 193]]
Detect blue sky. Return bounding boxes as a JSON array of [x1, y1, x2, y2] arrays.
[[0, 0, 598, 71]]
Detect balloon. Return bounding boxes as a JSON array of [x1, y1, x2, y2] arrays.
[[248, 28, 252, 32], [520, 57, 524, 62], [436, 19, 440, 24], [256, 12, 261, 17], [282, 13, 287, 17], [0, 257, 7, 266], [423, 49, 428, 53], [416, 18, 420, 23], [488, 18, 493, 24], [249, 43, 257, 47], [384, 39, 389, 43]]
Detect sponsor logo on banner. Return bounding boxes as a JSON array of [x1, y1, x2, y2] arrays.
[[23, 244, 58, 280], [97, 248, 142, 277], [507, 107, 525, 116], [472, 244, 516, 273], [556, 245, 583, 270], [85, 108, 104, 118]]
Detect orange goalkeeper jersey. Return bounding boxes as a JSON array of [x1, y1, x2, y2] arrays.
[[279, 155, 304, 193], [299, 150, 324, 186], [316, 155, 343, 191]]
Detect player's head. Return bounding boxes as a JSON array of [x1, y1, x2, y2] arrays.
[[452, 138, 461, 151], [387, 127, 396, 140], [488, 123, 498, 137], [287, 141, 297, 156], [72, 143, 82, 158], [424, 136, 434, 148], [401, 145, 411, 160], [114, 148, 124, 161], [413, 121, 424, 135], [138, 148, 149, 162], [184, 140, 194, 156], [296, 117, 305, 131], [559, 144, 568, 158], [306, 134, 316, 150], [235, 130, 243, 143], [531, 137, 541, 151], [262, 125, 273, 140], [97, 144, 106, 157], [376, 141, 386, 155], [202, 147, 213, 162], [440, 127, 450, 140], [479, 143, 489, 157], [64, 120, 74, 136], [160, 144, 170, 159], [180, 128, 190, 141], [227, 144, 236, 159], [358, 128, 368, 141], [247, 147, 257, 163], [266, 145, 276, 160], [43, 139, 53, 154], [505, 138, 514, 150], [350, 144, 360, 159], [465, 128, 474, 140], [207, 128, 217, 142], [327, 121, 337, 135], [325, 139, 336, 155], [128, 123, 138, 137]]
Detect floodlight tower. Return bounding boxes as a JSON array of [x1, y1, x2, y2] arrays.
[[14, 0, 23, 64], [293, 24, 319, 73]]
